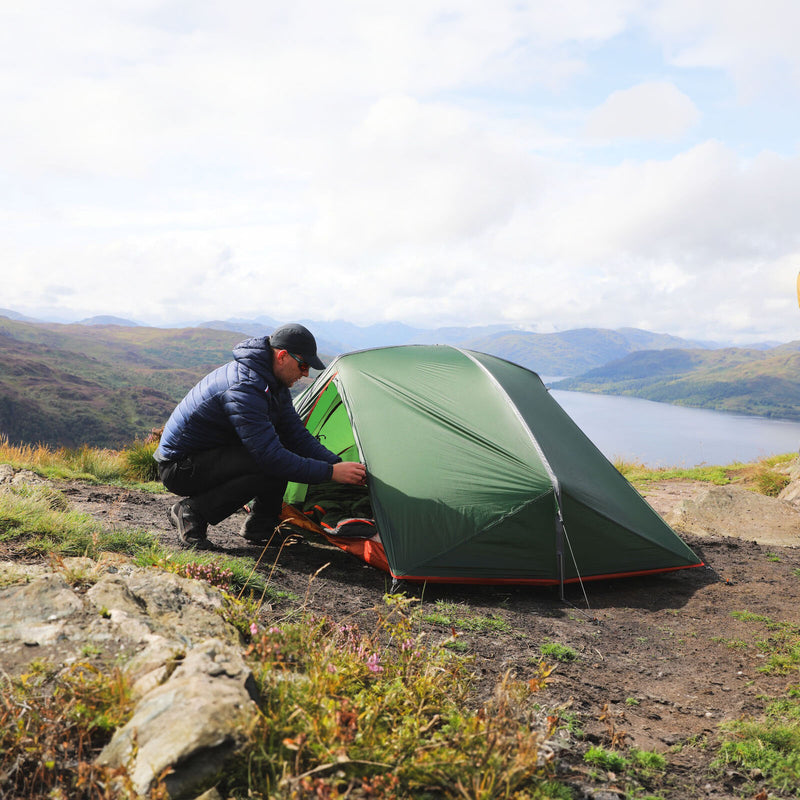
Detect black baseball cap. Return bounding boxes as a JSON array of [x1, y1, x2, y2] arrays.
[[270, 323, 325, 370]]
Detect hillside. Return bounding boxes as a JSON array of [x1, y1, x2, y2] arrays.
[[554, 343, 800, 420], [0, 317, 248, 448], [194, 317, 710, 372]]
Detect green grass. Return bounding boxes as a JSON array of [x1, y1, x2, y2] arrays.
[[712, 612, 800, 796], [616, 452, 796, 495], [420, 599, 512, 634], [0, 484, 156, 559], [540, 640, 580, 663], [729, 610, 800, 675], [615, 459, 735, 486], [584, 745, 627, 771], [582, 745, 668, 797], [715, 715, 800, 796]]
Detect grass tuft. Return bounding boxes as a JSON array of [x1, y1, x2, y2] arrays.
[[420, 598, 512, 634], [540, 640, 580, 663], [121, 429, 161, 483]]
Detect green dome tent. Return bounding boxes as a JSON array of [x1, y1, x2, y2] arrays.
[[284, 345, 702, 587]]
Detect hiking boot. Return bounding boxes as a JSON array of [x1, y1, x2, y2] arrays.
[[169, 501, 209, 547], [239, 502, 279, 545]]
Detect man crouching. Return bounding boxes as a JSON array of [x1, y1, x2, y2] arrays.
[[154, 323, 366, 547]]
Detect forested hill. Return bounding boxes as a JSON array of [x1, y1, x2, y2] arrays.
[[553, 343, 800, 420]]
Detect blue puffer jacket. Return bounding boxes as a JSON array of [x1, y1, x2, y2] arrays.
[[155, 337, 339, 484]]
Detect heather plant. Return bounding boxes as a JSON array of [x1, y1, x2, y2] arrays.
[[134, 546, 274, 598], [223, 593, 563, 798], [0, 662, 152, 799]]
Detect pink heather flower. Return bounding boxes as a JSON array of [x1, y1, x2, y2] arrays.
[[366, 653, 384, 673], [249, 623, 258, 636], [327, 664, 337, 673]]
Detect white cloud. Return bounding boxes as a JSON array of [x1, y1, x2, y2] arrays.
[[1, 1, 800, 344], [584, 81, 700, 141], [309, 95, 541, 255], [644, 0, 800, 99]]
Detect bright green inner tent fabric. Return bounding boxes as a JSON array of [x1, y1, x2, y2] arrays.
[[285, 380, 359, 507]]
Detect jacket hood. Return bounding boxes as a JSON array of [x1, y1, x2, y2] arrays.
[[232, 336, 275, 377]]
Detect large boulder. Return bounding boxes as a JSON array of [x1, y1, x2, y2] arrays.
[[664, 484, 800, 546]]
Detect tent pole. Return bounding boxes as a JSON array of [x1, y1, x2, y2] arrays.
[[555, 509, 566, 602]]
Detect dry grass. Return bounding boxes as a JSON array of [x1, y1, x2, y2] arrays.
[[0, 433, 162, 485]]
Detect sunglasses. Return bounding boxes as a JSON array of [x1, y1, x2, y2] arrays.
[[287, 351, 310, 371]]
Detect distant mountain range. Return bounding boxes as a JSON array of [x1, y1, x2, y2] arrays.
[[1, 310, 799, 448]]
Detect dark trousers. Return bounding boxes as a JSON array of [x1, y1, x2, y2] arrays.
[[158, 445, 287, 526]]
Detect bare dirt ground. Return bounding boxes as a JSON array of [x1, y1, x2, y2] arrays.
[[40, 480, 800, 797]]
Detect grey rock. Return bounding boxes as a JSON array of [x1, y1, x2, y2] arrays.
[[665, 483, 800, 546], [0, 573, 85, 645], [98, 638, 259, 799], [778, 478, 800, 505]]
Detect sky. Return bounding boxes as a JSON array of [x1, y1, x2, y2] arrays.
[[2, 1, 800, 344]]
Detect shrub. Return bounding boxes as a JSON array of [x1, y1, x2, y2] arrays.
[[0, 663, 143, 799]]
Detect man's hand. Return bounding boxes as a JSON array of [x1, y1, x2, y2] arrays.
[[332, 461, 367, 485]]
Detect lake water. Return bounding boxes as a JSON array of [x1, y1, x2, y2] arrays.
[[548, 388, 800, 468]]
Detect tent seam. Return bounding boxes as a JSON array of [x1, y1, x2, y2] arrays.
[[455, 349, 561, 496], [456, 348, 571, 592]]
